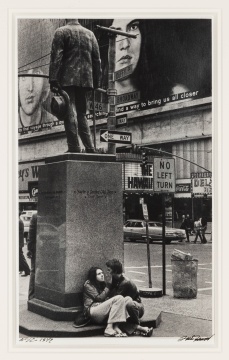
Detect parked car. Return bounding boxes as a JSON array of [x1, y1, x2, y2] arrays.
[[20, 210, 37, 241], [123, 219, 186, 244]]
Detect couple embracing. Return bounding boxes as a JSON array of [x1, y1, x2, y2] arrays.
[[81, 258, 153, 337]]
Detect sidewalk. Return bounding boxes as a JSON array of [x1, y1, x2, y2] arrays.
[[19, 275, 212, 338]]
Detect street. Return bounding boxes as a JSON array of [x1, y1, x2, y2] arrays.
[[123, 235, 212, 296], [20, 232, 212, 300]]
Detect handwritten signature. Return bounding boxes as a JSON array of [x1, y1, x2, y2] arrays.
[[178, 335, 214, 342], [19, 337, 53, 343]]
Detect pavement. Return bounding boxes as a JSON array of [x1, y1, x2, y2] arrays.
[[19, 231, 213, 339]]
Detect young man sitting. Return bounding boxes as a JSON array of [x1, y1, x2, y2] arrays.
[[106, 258, 153, 337]]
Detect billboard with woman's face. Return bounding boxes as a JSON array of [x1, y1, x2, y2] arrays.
[[109, 18, 212, 108], [18, 18, 212, 133]]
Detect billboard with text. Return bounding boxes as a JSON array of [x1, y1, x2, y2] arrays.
[[18, 18, 212, 135]]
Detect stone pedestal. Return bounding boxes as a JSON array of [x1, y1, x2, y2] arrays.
[[28, 154, 124, 319]]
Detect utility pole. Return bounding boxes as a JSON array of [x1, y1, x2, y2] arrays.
[[96, 25, 137, 155]]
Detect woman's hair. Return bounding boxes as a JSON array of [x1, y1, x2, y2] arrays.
[[87, 267, 106, 290], [133, 19, 212, 100]]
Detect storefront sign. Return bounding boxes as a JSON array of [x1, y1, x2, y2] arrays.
[[153, 158, 175, 193], [28, 181, 38, 199], [123, 162, 153, 190], [191, 172, 212, 178], [191, 172, 212, 195], [19, 162, 44, 192], [176, 183, 191, 193]]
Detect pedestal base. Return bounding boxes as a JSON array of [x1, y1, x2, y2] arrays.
[[139, 287, 163, 298], [28, 298, 82, 321]]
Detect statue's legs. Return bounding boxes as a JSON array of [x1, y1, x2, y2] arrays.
[[62, 86, 95, 153], [75, 87, 95, 153]]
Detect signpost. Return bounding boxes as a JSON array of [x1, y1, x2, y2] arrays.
[[96, 25, 137, 155], [153, 157, 176, 295], [141, 202, 152, 288], [100, 130, 132, 144]]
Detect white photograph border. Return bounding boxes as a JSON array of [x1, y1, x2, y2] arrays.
[[1, 0, 227, 358]]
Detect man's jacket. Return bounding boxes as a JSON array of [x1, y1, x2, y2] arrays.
[[49, 21, 102, 89], [109, 275, 142, 303]]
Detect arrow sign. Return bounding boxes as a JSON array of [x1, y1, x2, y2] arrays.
[[100, 130, 132, 144]]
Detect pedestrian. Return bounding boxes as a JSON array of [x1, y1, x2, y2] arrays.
[[193, 218, 203, 243], [82, 267, 128, 337], [179, 215, 186, 242], [180, 214, 193, 242], [200, 216, 208, 243], [27, 213, 37, 300], [19, 212, 30, 276], [49, 19, 102, 153], [106, 258, 153, 337]]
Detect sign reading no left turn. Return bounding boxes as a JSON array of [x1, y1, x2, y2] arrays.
[[153, 157, 175, 193], [100, 130, 132, 144]]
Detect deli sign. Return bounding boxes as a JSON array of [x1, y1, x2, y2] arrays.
[[191, 172, 212, 195]]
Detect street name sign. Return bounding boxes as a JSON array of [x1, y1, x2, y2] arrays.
[[153, 157, 175, 193], [114, 65, 133, 81], [100, 130, 132, 144], [116, 114, 127, 127], [87, 101, 108, 112]]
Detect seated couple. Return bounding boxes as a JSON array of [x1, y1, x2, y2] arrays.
[[80, 258, 153, 337]]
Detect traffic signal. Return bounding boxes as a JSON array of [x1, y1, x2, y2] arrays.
[[142, 152, 148, 166]]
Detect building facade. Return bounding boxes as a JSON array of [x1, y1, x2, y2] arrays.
[[18, 18, 212, 225]]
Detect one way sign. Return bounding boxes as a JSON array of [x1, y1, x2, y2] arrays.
[[100, 130, 132, 144]]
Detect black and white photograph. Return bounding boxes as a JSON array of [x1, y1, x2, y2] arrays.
[[17, 14, 214, 341], [2, 0, 228, 358]]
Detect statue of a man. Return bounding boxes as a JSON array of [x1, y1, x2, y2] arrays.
[[49, 19, 102, 153]]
